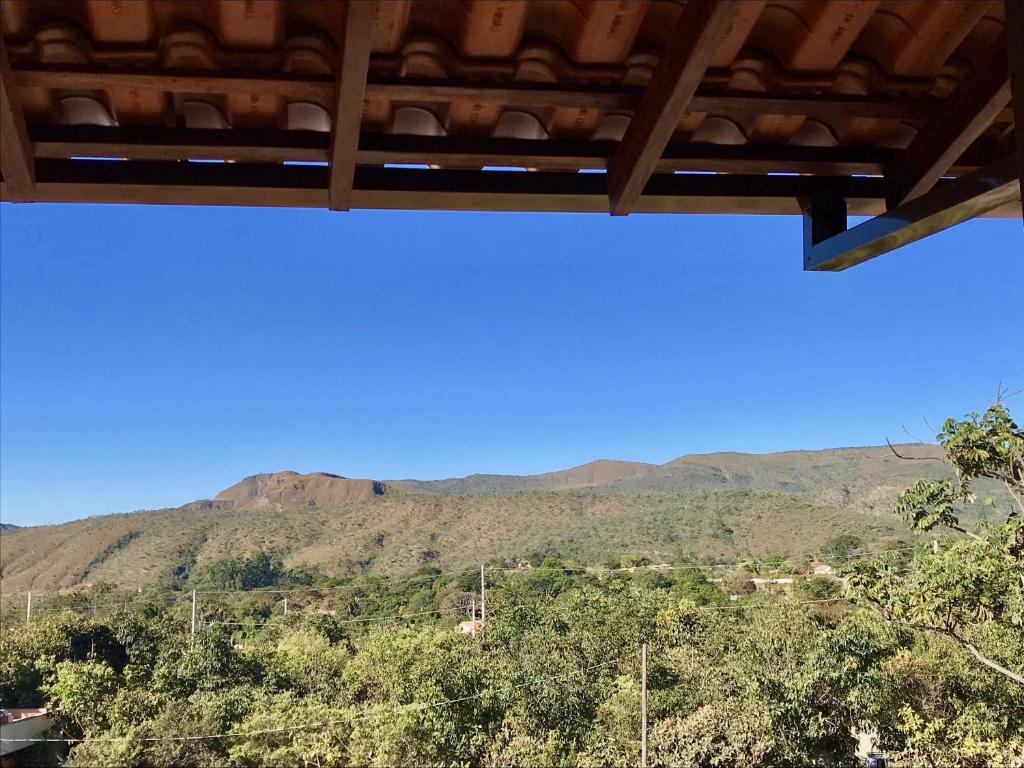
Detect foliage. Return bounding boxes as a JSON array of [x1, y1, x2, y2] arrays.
[[4, 557, 1022, 767], [188, 552, 289, 592], [43, 660, 120, 734], [5, 406, 1022, 766], [853, 403, 1024, 699], [892, 403, 1023, 537], [820, 533, 863, 561]]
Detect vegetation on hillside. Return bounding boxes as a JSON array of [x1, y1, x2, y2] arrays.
[[851, 403, 1024, 689], [0, 489, 907, 593]]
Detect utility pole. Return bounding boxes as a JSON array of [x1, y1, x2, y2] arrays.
[[480, 564, 486, 628], [283, 597, 288, 616], [641, 643, 648, 768], [26, 591, 31, 623], [190, 589, 197, 650]]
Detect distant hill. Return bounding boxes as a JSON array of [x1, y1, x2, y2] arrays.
[[397, 444, 967, 515], [210, 471, 386, 509], [0, 523, 20, 531], [0, 490, 908, 593], [1, 444, 1000, 592]]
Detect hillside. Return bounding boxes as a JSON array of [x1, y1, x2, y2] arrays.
[[0, 489, 907, 592], [2, 443, 997, 593], [211, 471, 386, 508], [397, 443, 996, 516]]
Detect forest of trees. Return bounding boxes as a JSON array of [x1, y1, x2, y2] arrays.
[[1, 405, 1021, 767]]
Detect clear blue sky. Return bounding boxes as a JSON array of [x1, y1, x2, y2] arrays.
[[1, 203, 1021, 525]]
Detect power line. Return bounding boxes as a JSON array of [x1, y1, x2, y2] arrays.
[[698, 597, 854, 611], [4, 554, 908, 623], [204, 606, 464, 628], [0, 657, 623, 745], [488, 543, 915, 576], [0, 552, 909, 623], [194, 569, 479, 596], [0, 543, 916, 623], [0, 541, 918, 605], [0, 566, 481, 603]]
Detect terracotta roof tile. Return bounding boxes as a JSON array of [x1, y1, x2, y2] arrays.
[[0, 0, 1015, 217]]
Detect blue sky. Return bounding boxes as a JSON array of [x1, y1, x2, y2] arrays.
[[1, 203, 1021, 525]]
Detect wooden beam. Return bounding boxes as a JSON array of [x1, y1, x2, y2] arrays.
[[0, 41, 35, 198], [328, 0, 375, 211], [691, 92, 934, 123], [29, 125, 902, 175], [31, 125, 330, 163], [607, 0, 746, 215], [886, 31, 1010, 207], [3, 159, 890, 215], [805, 154, 1019, 272], [1005, 0, 1024, 212], [15, 66, 335, 102], [10, 66, 942, 123], [368, 78, 635, 112], [357, 136, 896, 176], [369, 80, 937, 122]]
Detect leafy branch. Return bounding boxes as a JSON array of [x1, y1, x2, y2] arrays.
[[856, 403, 1024, 689]]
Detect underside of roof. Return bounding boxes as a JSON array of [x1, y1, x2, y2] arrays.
[[0, 1, 1021, 269]]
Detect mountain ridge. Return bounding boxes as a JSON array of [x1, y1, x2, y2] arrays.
[[165, 443, 945, 515], [5, 442, 997, 594], [387, 443, 949, 512]]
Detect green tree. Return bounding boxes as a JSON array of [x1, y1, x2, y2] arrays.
[[852, 403, 1024, 688], [723, 571, 755, 597], [44, 660, 120, 734], [820, 533, 863, 562]]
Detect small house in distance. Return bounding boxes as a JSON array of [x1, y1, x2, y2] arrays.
[[751, 577, 795, 594], [460, 619, 483, 636], [810, 562, 835, 577]]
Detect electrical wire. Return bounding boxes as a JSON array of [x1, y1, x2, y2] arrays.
[[0, 540, 919, 605], [204, 606, 464, 628], [0, 657, 624, 744], [1, 544, 912, 622], [488, 543, 915, 576], [0, 565, 481, 602]]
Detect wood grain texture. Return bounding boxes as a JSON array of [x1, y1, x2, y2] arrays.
[[328, 0, 376, 211], [607, 0, 747, 215], [10, 68, 942, 123], [29, 126, 908, 176], [3, 160, 890, 216], [0, 42, 34, 197], [1005, 0, 1024, 212], [887, 30, 1010, 207]]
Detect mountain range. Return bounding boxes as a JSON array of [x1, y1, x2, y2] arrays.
[[1, 443, 997, 592]]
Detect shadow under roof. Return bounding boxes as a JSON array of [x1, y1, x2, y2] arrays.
[[0, 1, 1020, 269]]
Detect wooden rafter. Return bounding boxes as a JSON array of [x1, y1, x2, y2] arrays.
[[1005, 0, 1024, 211], [3, 160, 890, 216], [9, 68, 944, 124], [28, 126, 913, 176], [328, 0, 375, 211], [0, 41, 35, 198], [13, 68, 336, 102], [805, 154, 1019, 272], [886, 30, 1010, 207], [607, 0, 747, 215]]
